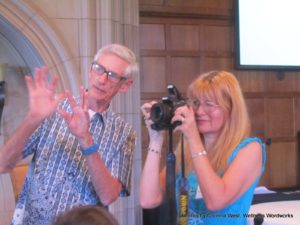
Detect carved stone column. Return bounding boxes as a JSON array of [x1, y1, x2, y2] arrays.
[[88, 1, 141, 224]]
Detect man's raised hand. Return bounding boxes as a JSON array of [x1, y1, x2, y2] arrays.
[[25, 66, 64, 123]]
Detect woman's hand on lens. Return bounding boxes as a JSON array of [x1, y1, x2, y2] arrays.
[[141, 101, 165, 145], [172, 105, 198, 139]]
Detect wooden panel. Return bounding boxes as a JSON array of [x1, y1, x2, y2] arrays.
[[140, 0, 163, 5], [168, 25, 200, 50], [266, 72, 299, 92], [170, 57, 201, 92], [295, 72, 300, 91], [246, 98, 265, 138], [141, 57, 166, 92], [295, 98, 300, 132], [235, 71, 266, 93], [200, 25, 233, 52], [165, 0, 233, 10], [166, 0, 207, 7], [268, 142, 298, 188], [201, 56, 233, 72], [140, 24, 166, 50], [265, 98, 294, 138]]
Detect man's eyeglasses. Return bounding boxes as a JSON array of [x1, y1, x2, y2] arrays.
[[188, 99, 220, 113], [90, 62, 127, 83]]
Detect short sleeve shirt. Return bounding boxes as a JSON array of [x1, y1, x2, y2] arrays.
[[11, 99, 136, 225]]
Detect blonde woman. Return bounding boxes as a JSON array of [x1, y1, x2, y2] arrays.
[[140, 71, 266, 225]]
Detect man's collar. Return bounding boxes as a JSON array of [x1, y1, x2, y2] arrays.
[[88, 105, 112, 124]]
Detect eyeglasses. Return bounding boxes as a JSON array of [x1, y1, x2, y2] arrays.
[[188, 99, 220, 113], [90, 62, 127, 83]]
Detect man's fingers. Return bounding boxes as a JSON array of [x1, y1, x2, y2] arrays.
[[54, 92, 66, 105], [65, 90, 77, 108], [83, 90, 89, 112], [24, 75, 35, 92], [58, 109, 71, 124], [79, 86, 85, 108], [48, 74, 59, 91], [35, 66, 48, 88]]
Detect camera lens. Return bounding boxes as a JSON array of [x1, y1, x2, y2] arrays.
[[150, 103, 173, 124]]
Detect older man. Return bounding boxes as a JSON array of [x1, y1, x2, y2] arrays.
[[0, 44, 138, 225]]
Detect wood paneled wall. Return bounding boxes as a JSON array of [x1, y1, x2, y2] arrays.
[[139, 0, 300, 189]]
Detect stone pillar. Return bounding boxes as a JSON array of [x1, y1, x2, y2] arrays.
[[88, 1, 141, 224]]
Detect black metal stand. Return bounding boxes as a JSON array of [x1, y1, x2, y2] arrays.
[[165, 127, 177, 225]]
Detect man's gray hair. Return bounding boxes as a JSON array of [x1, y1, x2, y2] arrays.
[[93, 43, 139, 78]]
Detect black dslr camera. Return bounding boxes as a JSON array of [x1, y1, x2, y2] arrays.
[[150, 84, 186, 131]]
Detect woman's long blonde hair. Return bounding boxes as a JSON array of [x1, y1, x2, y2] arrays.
[[176, 71, 250, 174]]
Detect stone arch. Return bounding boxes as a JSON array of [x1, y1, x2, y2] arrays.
[[0, 1, 79, 94], [0, 3, 80, 223]]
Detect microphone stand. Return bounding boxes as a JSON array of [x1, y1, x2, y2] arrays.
[[165, 127, 177, 225]]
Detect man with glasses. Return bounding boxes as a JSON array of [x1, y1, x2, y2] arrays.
[[0, 44, 138, 225]]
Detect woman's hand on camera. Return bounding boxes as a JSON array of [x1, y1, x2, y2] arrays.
[[172, 105, 199, 141], [141, 101, 165, 146]]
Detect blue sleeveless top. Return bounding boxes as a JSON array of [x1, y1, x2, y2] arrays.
[[175, 137, 266, 225]]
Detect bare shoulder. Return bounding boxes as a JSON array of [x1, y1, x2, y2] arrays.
[[237, 140, 263, 160], [246, 140, 262, 150]]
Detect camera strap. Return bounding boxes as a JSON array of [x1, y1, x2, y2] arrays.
[[178, 134, 189, 225]]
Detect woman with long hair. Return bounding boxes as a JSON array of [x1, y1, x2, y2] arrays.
[[140, 71, 266, 225]]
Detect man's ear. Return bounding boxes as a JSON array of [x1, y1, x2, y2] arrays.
[[119, 78, 133, 93]]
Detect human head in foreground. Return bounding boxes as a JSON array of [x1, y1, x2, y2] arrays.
[[53, 205, 119, 225]]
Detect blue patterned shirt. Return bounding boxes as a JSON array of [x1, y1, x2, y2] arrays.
[[176, 137, 266, 225], [11, 99, 136, 225]]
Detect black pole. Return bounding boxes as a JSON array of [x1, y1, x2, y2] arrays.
[[165, 127, 177, 225], [178, 134, 188, 225]]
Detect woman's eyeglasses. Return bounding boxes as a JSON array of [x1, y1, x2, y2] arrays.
[[188, 99, 220, 113]]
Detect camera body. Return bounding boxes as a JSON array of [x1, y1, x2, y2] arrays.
[[150, 84, 186, 130]]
